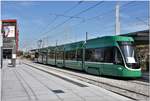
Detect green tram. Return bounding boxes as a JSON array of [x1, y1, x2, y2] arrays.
[[36, 36, 141, 77]]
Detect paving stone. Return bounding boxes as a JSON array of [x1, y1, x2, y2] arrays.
[[2, 60, 134, 101]]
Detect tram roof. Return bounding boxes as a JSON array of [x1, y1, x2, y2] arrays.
[[86, 36, 133, 43], [85, 36, 134, 49], [34, 36, 134, 51], [64, 41, 84, 51]]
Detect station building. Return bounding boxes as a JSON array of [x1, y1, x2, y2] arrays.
[[1, 19, 19, 66]]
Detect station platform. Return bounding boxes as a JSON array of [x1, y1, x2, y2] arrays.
[[1, 60, 133, 101]]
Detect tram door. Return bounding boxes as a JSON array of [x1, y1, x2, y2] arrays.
[[102, 47, 123, 76]]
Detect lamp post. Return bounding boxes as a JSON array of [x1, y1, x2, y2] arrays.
[[0, 21, 3, 68], [12, 40, 16, 67], [115, 2, 120, 35]]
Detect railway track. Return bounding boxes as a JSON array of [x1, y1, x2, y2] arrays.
[[19, 67, 65, 101], [21, 65, 92, 101], [13, 69, 38, 101], [130, 80, 149, 86], [23, 62, 149, 101]]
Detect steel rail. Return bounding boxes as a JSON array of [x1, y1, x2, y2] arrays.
[[20, 65, 86, 101], [13, 70, 31, 101], [23, 62, 149, 101], [15, 69, 39, 101]]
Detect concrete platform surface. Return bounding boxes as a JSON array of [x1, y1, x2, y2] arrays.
[[2, 60, 133, 101]]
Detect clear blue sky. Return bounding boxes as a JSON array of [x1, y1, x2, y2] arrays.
[[1, 1, 149, 51]]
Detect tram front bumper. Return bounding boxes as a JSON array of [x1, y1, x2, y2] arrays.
[[122, 69, 142, 77]]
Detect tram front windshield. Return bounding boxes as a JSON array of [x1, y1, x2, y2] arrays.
[[118, 41, 140, 69]]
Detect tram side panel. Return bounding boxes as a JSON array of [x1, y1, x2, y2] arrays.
[[83, 36, 141, 77], [64, 50, 83, 71], [36, 36, 141, 77], [84, 46, 123, 76], [64, 41, 84, 71]]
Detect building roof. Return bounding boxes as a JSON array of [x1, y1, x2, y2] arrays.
[[120, 30, 149, 45], [2, 19, 17, 23]]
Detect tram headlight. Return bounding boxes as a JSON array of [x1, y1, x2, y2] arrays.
[[118, 67, 123, 71]]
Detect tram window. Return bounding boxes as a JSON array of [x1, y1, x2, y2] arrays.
[[104, 47, 114, 63], [65, 51, 68, 60], [85, 49, 93, 61], [35, 53, 39, 58], [95, 49, 104, 62], [77, 49, 83, 61], [43, 54, 47, 59], [114, 48, 123, 65], [85, 48, 104, 62], [48, 51, 55, 59], [48, 52, 51, 59], [65, 50, 76, 60], [39, 53, 42, 58], [56, 51, 63, 60], [52, 52, 55, 59], [70, 51, 75, 60], [70, 51, 74, 60], [48, 52, 50, 58]]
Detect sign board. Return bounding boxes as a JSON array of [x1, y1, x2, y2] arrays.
[[0, 35, 2, 47], [3, 26, 15, 38], [0, 21, 2, 47]]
